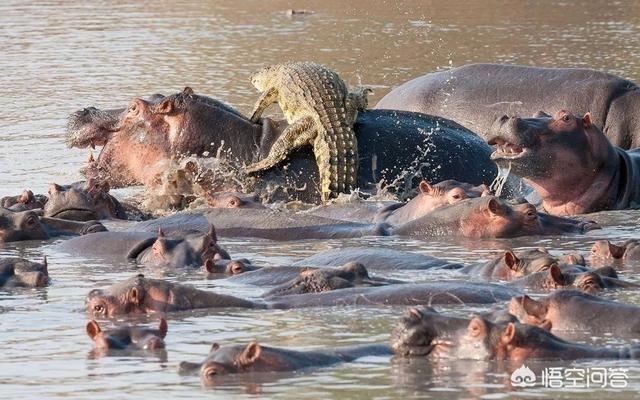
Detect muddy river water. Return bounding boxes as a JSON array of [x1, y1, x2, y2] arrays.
[[2, 0, 640, 398]]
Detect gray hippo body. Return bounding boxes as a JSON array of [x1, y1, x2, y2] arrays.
[[376, 63, 640, 149]]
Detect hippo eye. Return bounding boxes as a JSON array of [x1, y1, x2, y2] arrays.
[[26, 216, 37, 226], [93, 304, 105, 314], [561, 114, 571, 122]]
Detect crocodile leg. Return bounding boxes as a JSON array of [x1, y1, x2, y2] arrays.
[[245, 115, 317, 173], [250, 87, 279, 123]]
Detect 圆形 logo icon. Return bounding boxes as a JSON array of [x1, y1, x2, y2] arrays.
[[511, 365, 537, 387]]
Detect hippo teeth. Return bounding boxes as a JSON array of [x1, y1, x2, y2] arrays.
[[491, 142, 527, 160]]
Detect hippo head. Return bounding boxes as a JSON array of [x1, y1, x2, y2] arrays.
[[206, 192, 266, 209], [136, 226, 230, 268], [459, 197, 598, 238], [1, 190, 47, 212], [44, 180, 125, 221], [390, 307, 489, 359], [0, 209, 49, 242], [487, 110, 607, 179], [203, 259, 258, 277], [86, 274, 151, 317], [416, 180, 489, 212], [86, 319, 167, 350], [508, 295, 552, 331], [0, 257, 49, 288], [492, 249, 560, 279], [590, 240, 625, 262], [523, 264, 607, 294]]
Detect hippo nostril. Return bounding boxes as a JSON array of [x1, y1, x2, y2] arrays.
[[499, 115, 509, 124]]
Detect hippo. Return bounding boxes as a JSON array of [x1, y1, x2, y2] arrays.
[[1, 190, 47, 212], [66, 87, 504, 203], [390, 306, 640, 361], [44, 180, 128, 221], [0, 208, 106, 243], [130, 197, 596, 241], [293, 247, 462, 272], [58, 225, 230, 268], [374, 179, 488, 226], [508, 290, 640, 336], [262, 262, 402, 297], [506, 264, 636, 294], [178, 341, 392, 386], [86, 319, 167, 351], [86, 274, 262, 317], [205, 192, 266, 209], [203, 258, 259, 277], [375, 63, 640, 149], [267, 281, 521, 309], [393, 196, 598, 238], [487, 110, 640, 215], [591, 239, 640, 264], [0, 257, 49, 288]]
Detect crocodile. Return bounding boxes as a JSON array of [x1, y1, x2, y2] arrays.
[[245, 62, 367, 202]]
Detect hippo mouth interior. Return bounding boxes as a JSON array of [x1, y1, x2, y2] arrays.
[[487, 139, 529, 161]]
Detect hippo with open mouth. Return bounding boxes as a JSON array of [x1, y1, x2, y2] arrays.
[[65, 87, 508, 203], [487, 110, 640, 215]]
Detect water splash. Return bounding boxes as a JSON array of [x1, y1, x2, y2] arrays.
[[489, 162, 512, 197]]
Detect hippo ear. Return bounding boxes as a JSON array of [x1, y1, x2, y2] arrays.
[[158, 319, 168, 339], [204, 259, 217, 274], [582, 112, 593, 129], [210, 342, 220, 352], [521, 295, 546, 319], [478, 184, 490, 197], [183, 87, 194, 96], [419, 180, 433, 195], [500, 322, 516, 344], [608, 242, 625, 259], [87, 151, 95, 163], [533, 111, 552, 118], [156, 99, 173, 114], [467, 316, 488, 338], [42, 256, 48, 270], [207, 225, 218, 243], [486, 198, 505, 216], [548, 264, 565, 285], [128, 286, 143, 306], [504, 251, 520, 271], [157, 228, 165, 238], [86, 320, 102, 341], [238, 341, 262, 367]]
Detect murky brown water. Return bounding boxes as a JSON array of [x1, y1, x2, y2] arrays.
[[2, 0, 640, 398]]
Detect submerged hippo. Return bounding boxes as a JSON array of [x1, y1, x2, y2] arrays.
[[376, 63, 640, 149], [293, 247, 462, 272], [487, 110, 640, 215], [374, 179, 488, 226], [393, 196, 597, 238], [591, 239, 640, 264], [86, 319, 167, 351], [44, 180, 128, 221], [58, 225, 229, 268], [205, 192, 266, 210], [130, 197, 596, 241], [86, 274, 262, 317], [390, 307, 640, 361], [178, 341, 392, 386], [262, 262, 401, 297], [0, 208, 106, 243], [1, 190, 47, 212], [0, 257, 49, 288], [203, 259, 259, 277], [508, 290, 640, 336], [507, 264, 636, 294], [66, 87, 502, 203]]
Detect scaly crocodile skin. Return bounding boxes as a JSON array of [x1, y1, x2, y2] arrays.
[[245, 62, 369, 203]]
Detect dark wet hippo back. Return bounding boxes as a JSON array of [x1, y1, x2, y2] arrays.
[[375, 63, 640, 149]]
